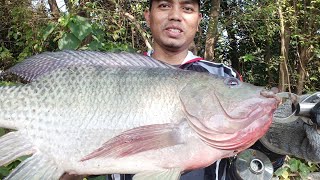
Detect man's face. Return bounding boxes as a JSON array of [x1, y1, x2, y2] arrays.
[[145, 0, 202, 52]]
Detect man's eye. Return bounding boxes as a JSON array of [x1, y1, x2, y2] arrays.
[[159, 4, 170, 9], [183, 6, 194, 13]]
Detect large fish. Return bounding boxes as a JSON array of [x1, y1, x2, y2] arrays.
[[0, 51, 279, 180]]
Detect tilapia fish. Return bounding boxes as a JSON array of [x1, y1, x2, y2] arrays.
[[0, 51, 279, 180]]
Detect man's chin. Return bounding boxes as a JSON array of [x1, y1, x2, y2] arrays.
[[163, 42, 185, 52]]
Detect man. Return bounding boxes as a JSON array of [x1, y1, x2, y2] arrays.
[[143, 0, 320, 179], [143, 0, 241, 78], [143, 1, 248, 179], [143, 0, 239, 78]]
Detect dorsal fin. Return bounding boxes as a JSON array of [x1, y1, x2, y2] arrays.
[[2, 50, 175, 82]]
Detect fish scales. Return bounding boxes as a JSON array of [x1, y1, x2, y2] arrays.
[[1, 66, 194, 158], [2, 67, 186, 128], [0, 51, 279, 180]]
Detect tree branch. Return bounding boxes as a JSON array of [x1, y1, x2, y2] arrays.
[[123, 12, 152, 50], [48, 0, 60, 18]]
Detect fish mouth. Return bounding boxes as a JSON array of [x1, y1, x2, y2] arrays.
[[216, 90, 279, 124], [186, 91, 279, 150]]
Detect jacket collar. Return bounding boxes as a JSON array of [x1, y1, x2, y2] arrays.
[[146, 50, 203, 65]]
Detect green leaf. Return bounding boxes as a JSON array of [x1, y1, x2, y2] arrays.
[[87, 175, 107, 180], [69, 16, 92, 41], [274, 167, 288, 177], [0, 128, 5, 136], [58, 33, 81, 50], [92, 28, 105, 39], [241, 54, 255, 62], [299, 162, 311, 178], [0, 166, 10, 176], [43, 23, 57, 41], [58, 14, 70, 27], [281, 170, 289, 179], [310, 76, 318, 81], [6, 160, 21, 170], [288, 158, 299, 172], [17, 155, 30, 162], [0, 81, 16, 86], [87, 40, 103, 50]]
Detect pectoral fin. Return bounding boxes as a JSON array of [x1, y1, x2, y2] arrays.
[[81, 123, 183, 161], [133, 168, 182, 180]]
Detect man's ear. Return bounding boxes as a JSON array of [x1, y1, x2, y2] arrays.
[[197, 13, 202, 32], [144, 9, 151, 27]]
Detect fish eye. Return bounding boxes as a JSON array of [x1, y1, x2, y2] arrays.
[[224, 77, 240, 88]]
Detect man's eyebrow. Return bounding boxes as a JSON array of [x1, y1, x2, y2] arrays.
[[152, 0, 197, 4], [153, 0, 171, 3], [179, 0, 198, 5]]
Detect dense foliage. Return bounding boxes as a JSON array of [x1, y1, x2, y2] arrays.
[[1, 0, 319, 91], [0, 0, 319, 179]]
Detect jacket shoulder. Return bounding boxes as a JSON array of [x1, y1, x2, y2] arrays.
[[180, 60, 242, 81]]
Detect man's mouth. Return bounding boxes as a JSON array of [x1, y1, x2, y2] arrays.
[[165, 26, 183, 38], [167, 28, 182, 33]]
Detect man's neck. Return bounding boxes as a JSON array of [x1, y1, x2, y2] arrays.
[[151, 48, 188, 65]]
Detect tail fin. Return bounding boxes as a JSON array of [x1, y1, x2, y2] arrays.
[[0, 132, 34, 166], [0, 132, 64, 179], [4, 153, 64, 180]]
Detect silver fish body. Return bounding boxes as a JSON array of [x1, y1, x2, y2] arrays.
[[0, 51, 278, 180]]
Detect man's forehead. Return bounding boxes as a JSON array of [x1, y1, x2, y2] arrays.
[[151, 0, 199, 5]]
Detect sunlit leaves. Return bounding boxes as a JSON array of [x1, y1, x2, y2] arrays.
[[240, 54, 255, 62], [274, 157, 319, 180]]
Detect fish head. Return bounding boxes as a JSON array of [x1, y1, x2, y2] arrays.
[[180, 73, 280, 152]]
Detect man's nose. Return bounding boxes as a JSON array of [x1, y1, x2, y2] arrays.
[[168, 7, 182, 21]]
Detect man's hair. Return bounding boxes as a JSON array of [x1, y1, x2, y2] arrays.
[[148, 0, 201, 9]]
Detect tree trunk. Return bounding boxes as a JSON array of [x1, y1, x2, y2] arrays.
[[278, 0, 291, 92], [64, 0, 72, 12], [264, 41, 275, 85], [204, 0, 220, 61], [296, 0, 311, 95], [296, 46, 310, 95], [48, 0, 60, 18], [222, 0, 240, 71]]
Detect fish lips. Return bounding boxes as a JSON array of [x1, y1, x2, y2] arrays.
[[219, 98, 277, 121]]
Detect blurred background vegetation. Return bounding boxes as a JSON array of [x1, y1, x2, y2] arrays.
[[0, 0, 319, 93], [0, 0, 320, 179]]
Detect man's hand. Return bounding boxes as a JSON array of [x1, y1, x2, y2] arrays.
[[260, 96, 320, 162], [310, 102, 320, 126]]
